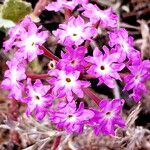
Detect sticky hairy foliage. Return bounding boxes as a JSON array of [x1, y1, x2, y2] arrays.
[[1, 0, 32, 22]]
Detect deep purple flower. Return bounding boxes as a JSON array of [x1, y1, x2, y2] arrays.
[[53, 16, 97, 46], [57, 46, 87, 72], [1, 57, 26, 100], [85, 46, 125, 88], [82, 4, 118, 28], [123, 60, 150, 102], [49, 101, 94, 133], [90, 99, 125, 135], [109, 28, 140, 61], [23, 79, 52, 120], [48, 69, 90, 100]]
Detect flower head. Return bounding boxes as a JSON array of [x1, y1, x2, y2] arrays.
[[1, 57, 26, 100], [82, 4, 118, 28], [3, 16, 48, 62], [3, 16, 34, 52], [90, 99, 125, 135], [48, 69, 90, 100], [23, 79, 52, 120], [46, 0, 89, 12], [49, 101, 94, 133], [123, 60, 150, 102], [57, 46, 87, 72], [85, 46, 125, 88], [109, 28, 140, 61], [53, 16, 97, 46], [15, 26, 48, 62]]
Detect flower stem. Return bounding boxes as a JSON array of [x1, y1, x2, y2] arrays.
[[39, 46, 59, 61], [52, 135, 61, 150], [83, 88, 100, 105], [119, 73, 129, 79], [33, 0, 49, 17], [26, 73, 50, 80], [64, 8, 72, 21], [81, 74, 96, 79]]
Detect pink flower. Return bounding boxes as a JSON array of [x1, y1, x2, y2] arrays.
[[15, 26, 48, 62], [1, 57, 26, 100], [85, 46, 125, 88], [53, 16, 97, 46], [49, 101, 94, 133], [46, 0, 76, 12], [57, 46, 87, 72], [90, 99, 125, 135], [109, 28, 140, 61], [3, 16, 48, 62], [82, 4, 118, 28], [48, 69, 90, 100], [46, 0, 89, 12], [3, 16, 34, 52], [23, 79, 52, 120], [123, 60, 150, 102]]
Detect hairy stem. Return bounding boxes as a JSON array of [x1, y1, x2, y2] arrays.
[[83, 88, 100, 105], [33, 0, 49, 17], [64, 8, 72, 21], [39, 46, 59, 61], [26, 73, 50, 79], [51, 135, 62, 150]]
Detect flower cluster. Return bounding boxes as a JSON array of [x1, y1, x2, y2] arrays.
[[1, 0, 150, 136]]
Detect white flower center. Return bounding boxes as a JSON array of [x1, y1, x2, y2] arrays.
[[67, 26, 83, 41], [24, 34, 40, 50], [96, 62, 111, 75], [104, 111, 114, 119], [67, 114, 76, 122], [95, 10, 107, 20], [121, 41, 129, 53], [11, 69, 18, 84], [134, 74, 141, 84]]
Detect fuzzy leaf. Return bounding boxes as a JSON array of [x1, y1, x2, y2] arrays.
[[1, 0, 32, 22]]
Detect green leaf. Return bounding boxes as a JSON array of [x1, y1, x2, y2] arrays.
[[1, 0, 32, 22]]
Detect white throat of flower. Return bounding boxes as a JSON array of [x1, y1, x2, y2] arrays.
[[24, 34, 40, 50], [121, 40, 129, 53], [67, 26, 83, 41], [66, 114, 77, 122], [11, 69, 18, 84], [31, 91, 44, 105], [59, 71, 78, 88], [104, 111, 114, 119], [96, 61, 111, 75]]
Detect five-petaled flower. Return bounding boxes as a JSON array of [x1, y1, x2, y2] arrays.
[[3, 16, 48, 62], [53, 15, 97, 46], [22, 79, 52, 120], [82, 3, 118, 28], [109, 28, 140, 62], [48, 69, 90, 100], [90, 99, 125, 135], [85, 46, 125, 88], [123, 60, 150, 102], [1, 56, 26, 100], [49, 101, 94, 133]]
